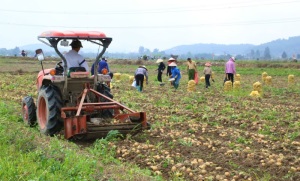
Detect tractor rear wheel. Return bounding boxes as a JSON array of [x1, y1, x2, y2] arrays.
[[22, 96, 37, 127], [97, 83, 113, 100], [97, 83, 114, 118], [36, 85, 63, 136]]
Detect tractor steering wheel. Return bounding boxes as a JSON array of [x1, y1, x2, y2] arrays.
[[56, 61, 63, 69], [55, 61, 64, 75]]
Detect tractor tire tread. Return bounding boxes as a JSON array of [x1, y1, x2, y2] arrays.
[[37, 85, 63, 136], [22, 96, 37, 126]]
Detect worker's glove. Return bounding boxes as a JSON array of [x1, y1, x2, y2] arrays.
[[212, 79, 215, 82]]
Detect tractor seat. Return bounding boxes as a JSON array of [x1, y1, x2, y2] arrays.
[[67, 67, 87, 77]]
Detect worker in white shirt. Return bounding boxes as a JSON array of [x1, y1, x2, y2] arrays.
[[63, 40, 89, 76]]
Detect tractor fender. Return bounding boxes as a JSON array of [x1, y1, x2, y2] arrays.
[[36, 69, 52, 90]]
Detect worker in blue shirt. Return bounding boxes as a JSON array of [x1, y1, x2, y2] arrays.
[[91, 57, 113, 78], [169, 62, 181, 89]]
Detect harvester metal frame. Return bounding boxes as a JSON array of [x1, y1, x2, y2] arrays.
[[61, 82, 147, 139]]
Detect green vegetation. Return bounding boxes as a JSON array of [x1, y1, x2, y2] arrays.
[[0, 101, 156, 180]]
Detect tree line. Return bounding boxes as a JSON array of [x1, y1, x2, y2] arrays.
[[0, 46, 298, 61]]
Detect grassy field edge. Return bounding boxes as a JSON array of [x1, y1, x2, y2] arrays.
[[0, 100, 161, 181]]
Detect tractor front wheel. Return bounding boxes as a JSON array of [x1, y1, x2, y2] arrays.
[[22, 96, 37, 127], [36, 85, 63, 136]]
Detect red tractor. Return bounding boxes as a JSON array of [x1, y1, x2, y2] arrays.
[[22, 30, 149, 140]]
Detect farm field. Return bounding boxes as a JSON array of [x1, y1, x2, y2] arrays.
[[1, 57, 300, 180]]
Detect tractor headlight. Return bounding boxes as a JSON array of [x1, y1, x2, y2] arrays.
[[49, 69, 56, 76]]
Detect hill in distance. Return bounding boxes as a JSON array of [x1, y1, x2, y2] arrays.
[[18, 36, 300, 58], [164, 36, 300, 58]]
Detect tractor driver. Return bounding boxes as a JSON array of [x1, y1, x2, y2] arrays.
[[63, 40, 89, 74]]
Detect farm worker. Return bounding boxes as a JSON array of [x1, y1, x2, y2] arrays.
[[21, 50, 27, 57], [63, 40, 89, 74], [186, 58, 197, 81], [166, 57, 176, 77], [169, 62, 181, 89], [156, 59, 166, 83], [203, 62, 213, 88], [134, 65, 148, 92], [225, 57, 236, 84], [91, 57, 114, 79]]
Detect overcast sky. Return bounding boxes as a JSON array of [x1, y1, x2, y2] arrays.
[[1, 0, 300, 53]]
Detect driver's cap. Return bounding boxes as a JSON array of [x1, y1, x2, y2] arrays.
[[70, 40, 83, 48]]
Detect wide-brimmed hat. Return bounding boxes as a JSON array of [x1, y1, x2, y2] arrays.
[[156, 59, 163, 63], [169, 62, 177, 67], [205, 62, 211, 67], [141, 65, 147, 70], [168, 57, 176, 61], [231, 57, 235, 61], [70, 40, 83, 48]]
